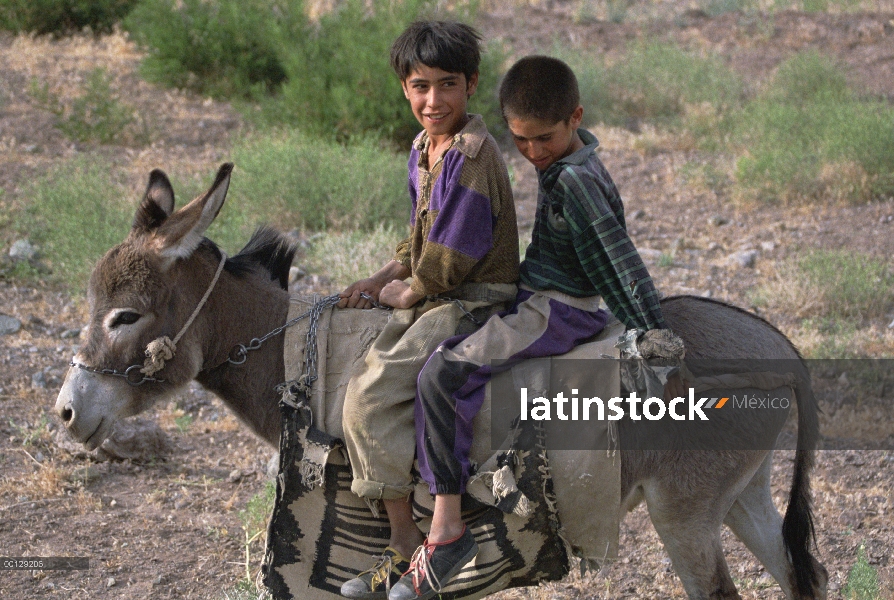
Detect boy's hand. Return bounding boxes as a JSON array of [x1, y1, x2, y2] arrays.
[[663, 371, 689, 402], [338, 261, 412, 309], [338, 278, 385, 309], [379, 280, 424, 309]]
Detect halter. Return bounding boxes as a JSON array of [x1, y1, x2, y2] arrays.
[[68, 258, 358, 387], [70, 252, 228, 386]]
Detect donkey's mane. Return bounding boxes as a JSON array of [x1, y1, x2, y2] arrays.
[[205, 227, 297, 290]]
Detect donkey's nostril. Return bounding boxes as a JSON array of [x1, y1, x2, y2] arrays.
[[60, 407, 74, 423]]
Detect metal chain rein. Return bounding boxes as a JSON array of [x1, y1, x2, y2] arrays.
[[68, 361, 165, 386]]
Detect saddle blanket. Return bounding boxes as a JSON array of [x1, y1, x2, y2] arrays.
[[262, 296, 622, 599]]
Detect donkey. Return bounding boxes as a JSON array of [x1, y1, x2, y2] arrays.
[[55, 164, 827, 600]]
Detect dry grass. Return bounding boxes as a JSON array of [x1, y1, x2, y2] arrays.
[[5, 30, 139, 84], [303, 226, 404, 289], [789, 324, 894, 359], [753, 251, 894, 358], [591, 123, 702, 160], [201, 413, 244, 435], [753, 251, 893, 320], [0, 455, 71, 500], [817, 160, 875, 205], [821, 403, 894, 446]]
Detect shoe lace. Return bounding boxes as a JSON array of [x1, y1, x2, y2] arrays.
[[365, 553, 398, 592], [408, 542, 444, 595]]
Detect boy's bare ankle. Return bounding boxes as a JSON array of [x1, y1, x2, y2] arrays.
[[427, 522, 466, 544], [389, 530, 424, 559]]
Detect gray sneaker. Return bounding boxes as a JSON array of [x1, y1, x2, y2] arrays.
[[388, 527, 478, 600], [340, 547, 411, 600]]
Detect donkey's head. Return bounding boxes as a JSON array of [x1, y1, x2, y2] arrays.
[[54, 164, 294, 449]]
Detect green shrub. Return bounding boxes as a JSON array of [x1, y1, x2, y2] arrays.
[[30, 67, 143, 145], [221, 129, 408, 241], [124, 0, 292, 98], [734, 51, 894, 203], [15, 157, 132, 290], [0, 0, 138, 36], [843, 545, 881, 600], [125, 0, 501, 144], [764, 49, 851, 105], [267, 0, 435, 141], [258, 0, 504, 143], [557, 42, 742, 129]]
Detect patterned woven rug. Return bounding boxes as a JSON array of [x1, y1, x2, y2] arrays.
[[262, 296, 621, 600]]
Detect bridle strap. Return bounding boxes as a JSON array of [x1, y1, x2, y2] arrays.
[[176, 251, 227, 346], [70, 252, 228, 386], [140, 252, 228, 377]]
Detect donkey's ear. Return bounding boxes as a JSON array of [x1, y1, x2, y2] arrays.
[[152, 163, 233, 265], [133, 169, 176, 232]]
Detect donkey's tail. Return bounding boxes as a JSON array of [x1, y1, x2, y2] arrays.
[[781, 364, 825, 599]]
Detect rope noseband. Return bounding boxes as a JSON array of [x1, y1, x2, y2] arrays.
[[141, 252, 228, 377], [71, 253, 228, 386]]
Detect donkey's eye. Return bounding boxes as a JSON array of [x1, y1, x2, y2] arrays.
[[110, 311, 141, 328]]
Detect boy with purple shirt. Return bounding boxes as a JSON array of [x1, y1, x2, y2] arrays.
[[338, 21, 519, 600]]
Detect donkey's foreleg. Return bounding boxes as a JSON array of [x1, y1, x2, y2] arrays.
[[645, 486, 742, 600]]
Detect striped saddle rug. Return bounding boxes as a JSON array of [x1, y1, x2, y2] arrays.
[[262, 296, 622, 600]]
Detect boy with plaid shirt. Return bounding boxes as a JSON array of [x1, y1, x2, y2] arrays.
[[393, 56, 682, 600]]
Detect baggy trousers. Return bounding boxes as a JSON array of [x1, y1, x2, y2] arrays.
[[342, 283, 516, 501], [415, 287, 609, 495]]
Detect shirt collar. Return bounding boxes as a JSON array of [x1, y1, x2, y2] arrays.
[[537, 128, 600, 190], [552, 128, 599, 169], [412, 114, 488, 159]]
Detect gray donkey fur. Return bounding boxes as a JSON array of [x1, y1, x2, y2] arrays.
[[56, 165, 827, 600]]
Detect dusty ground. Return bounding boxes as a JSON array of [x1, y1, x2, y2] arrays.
[[1, 3, 893, 599]]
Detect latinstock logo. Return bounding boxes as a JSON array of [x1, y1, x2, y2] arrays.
[[518, 387, 744, 422]]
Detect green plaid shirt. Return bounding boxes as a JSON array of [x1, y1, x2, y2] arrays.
[[519, 129, 665, 330]]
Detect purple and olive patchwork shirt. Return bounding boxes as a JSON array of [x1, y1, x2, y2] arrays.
[[393, 115, 519, 297]]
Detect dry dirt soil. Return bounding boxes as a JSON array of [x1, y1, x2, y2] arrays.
[[1, 3, 893, 599]]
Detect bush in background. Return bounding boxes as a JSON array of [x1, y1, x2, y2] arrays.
[[124, 0, 502, 144], [16, 158, 133, 289], [29, 67, 146, 145], [606, 42, 743, 125], [558, 42, 742, 130], [560, 44, 894, 206], [123, 0, 292, 98], [265, 0, 503, 142], [12, 130, 409, 289], [734, 51, 894, 204], [226, 129, 408, 237], [0, 0, 138, 36]]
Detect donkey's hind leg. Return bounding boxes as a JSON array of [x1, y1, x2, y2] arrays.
[[723, 451, 828, 599], [644, 486, 742, 600]]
